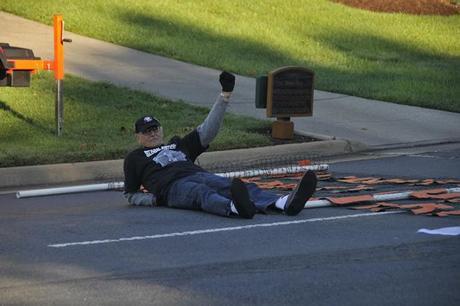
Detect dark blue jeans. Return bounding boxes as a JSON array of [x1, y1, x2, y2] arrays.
[[167, 172, 281, 216]]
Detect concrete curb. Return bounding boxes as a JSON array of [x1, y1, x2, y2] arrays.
[[0, 140, 367, 192]]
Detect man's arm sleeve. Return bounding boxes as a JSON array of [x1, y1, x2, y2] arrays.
[[196, 94, 229, 147], [123, 155, 142, 193]]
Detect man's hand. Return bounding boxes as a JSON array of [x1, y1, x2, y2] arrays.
[[219, 71, 235, 93]]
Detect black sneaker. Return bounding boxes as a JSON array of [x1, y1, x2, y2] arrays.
[[284, 171, 317, 216], [230, 178, 256, 219]]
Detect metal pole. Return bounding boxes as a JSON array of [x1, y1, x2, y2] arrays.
[[55, 79, 64, 136]]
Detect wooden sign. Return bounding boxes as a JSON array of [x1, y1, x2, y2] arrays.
[[266, 66, 314, 117]]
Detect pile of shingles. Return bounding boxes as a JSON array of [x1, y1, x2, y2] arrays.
[[335, 176, 460, 186], [242, 172, 460, 217], [346, 188, 460, 217], [242, 170, 332, 191]]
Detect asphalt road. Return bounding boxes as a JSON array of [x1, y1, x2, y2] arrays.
[[1, 144, 459, 306]]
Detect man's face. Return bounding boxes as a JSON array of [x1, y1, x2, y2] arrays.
[[136, 125, 164, 147]]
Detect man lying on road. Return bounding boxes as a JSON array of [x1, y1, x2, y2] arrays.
[[123, 71, 317, 218]]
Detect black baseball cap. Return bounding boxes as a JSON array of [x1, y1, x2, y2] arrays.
[[134, 115, 161, 133]]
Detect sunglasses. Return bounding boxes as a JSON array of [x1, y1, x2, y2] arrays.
[[142, 125, 161, 134]]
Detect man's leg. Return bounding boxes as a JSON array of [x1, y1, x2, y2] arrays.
[[179, 171, 317, 217], [245, 183, 282, 212], [167, 173, 256, 218], [246, 171, 317, 216], [167, 175, 231, 217], [193, 172, 256, 218], [229, 178, 256, 218], [196, 172, 278, 213], [283, 171, 317, 215]]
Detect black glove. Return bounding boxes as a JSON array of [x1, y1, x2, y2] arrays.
[[219, 71, 235, 92]]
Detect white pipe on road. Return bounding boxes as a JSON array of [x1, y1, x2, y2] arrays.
[[215, 164, 329, 178], [16, 182, 125, 199], [16, 164, 329, 198]]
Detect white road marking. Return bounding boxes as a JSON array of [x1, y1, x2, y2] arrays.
[[48, 211, 402, 248]]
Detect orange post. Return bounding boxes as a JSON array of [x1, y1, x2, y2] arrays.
[[53, 14, 66, 136], [53, 14, 64, 80]]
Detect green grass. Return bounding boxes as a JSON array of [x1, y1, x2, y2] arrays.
[[0, 72, 272, 167], [1, 0, 459, 112]]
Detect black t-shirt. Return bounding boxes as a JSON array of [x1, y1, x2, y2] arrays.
[[123, 129, 208, 203]]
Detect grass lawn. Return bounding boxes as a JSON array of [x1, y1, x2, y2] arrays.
[[0, 0, 459, 112], [0, 72, 272, 167]]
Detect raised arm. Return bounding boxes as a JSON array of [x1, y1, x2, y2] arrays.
[[197, 71, 235, 146]]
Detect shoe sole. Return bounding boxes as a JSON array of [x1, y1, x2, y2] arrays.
[[230, 178, 256, 219], [285, 171, 317, 216]]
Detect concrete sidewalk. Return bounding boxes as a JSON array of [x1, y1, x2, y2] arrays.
[[2, 11, 459, 147]]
